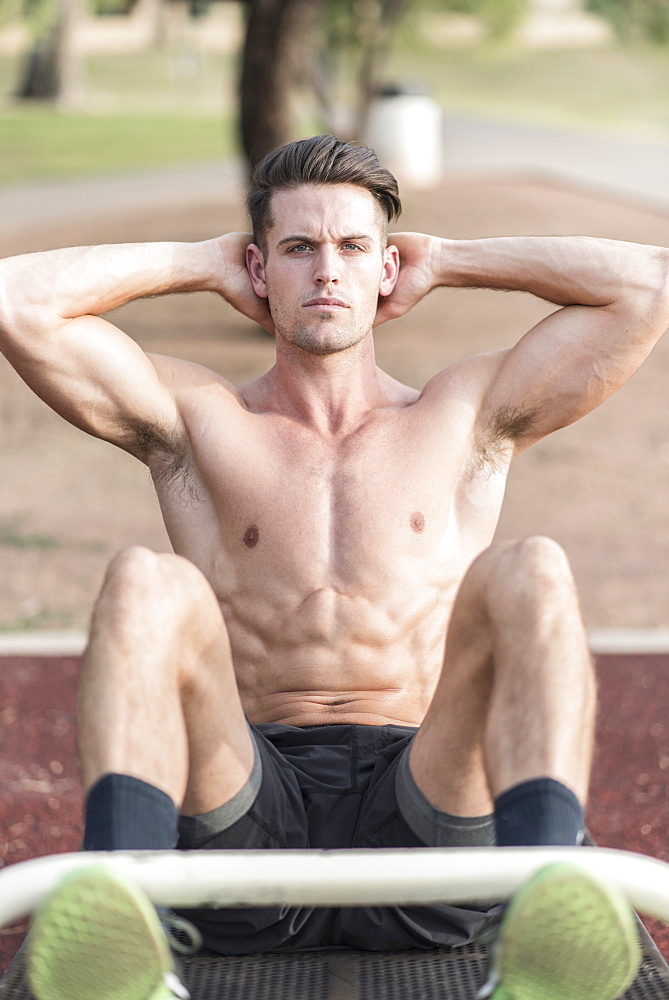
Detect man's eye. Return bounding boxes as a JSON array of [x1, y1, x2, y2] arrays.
[[343, 244, 362, 251], [289, 244, 311, 253]]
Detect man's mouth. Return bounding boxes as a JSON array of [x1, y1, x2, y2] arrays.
[[303, 297, 349, 311]]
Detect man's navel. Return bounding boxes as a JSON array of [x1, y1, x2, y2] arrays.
[[243, 525, 260, 548], [410, 511, 426, 534]]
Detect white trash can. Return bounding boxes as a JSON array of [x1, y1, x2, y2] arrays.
[[365, 85, 442, 189]]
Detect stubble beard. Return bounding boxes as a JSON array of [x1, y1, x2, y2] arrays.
[[285, 317, 367, 356], [271, 303, 372, 357]]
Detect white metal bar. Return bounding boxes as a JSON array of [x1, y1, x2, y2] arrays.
[[1, 847, 669, 929], [589, 629, 669, 654], [0, 631, 87, 656]]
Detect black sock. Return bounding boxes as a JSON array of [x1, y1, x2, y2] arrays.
[[494, 777, 585, 847], [83, 773, 179, 851]]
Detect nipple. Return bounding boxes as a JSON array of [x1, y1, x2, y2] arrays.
[[410, 511, 426, 534], [243, 525, 260, 548]]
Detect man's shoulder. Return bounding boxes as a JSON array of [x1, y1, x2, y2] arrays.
[[417, 348, 510, 406], [147, 353, 246, 409], [129, 353, 247, 466]]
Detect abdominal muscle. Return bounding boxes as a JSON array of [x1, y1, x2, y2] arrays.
[[223, 583, 451, 728]]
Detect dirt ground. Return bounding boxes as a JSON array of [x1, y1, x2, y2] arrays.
[[1, 175, 669, 632]]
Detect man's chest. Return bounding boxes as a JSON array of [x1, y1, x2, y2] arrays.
[[168, 404, 501, 586]]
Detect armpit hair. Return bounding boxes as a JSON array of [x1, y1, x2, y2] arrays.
[[131, 423, 203, 505], [474, 404, 538, 471]]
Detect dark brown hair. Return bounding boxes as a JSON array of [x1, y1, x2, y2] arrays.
[[247, 135, 402, 251]]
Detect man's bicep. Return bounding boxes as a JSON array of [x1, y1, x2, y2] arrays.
[[2, 312, 181, 455], [477, 302, 647, 454]]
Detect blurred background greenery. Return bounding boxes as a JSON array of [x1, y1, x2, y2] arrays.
[[0, 0, 668, 185]]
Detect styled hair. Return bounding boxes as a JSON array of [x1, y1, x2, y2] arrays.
[[247, 135, 402, 251]]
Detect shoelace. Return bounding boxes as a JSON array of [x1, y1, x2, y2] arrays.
[[156, 908, 203, 956]]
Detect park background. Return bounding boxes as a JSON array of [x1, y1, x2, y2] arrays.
[[1, 0, 669, 636], [2, 0, 669, 972]]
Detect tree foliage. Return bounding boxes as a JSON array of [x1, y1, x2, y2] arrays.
[[585, 0, 669, 44], [0, 0, 25, 29], [421, 0, 528, 40]]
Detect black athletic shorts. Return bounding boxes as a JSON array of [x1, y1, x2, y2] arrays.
[[176, 722, 496, 954]]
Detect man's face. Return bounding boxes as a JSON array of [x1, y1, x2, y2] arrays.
[[247, 184, 399, 356]]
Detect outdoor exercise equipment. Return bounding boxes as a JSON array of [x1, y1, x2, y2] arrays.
[[1, 846, 668, 999]]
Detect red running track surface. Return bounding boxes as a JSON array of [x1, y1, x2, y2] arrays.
[[1, 653, 668, 972]]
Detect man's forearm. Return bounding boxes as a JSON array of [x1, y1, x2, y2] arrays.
[[436, 235, 669, 310], [0, 239, 222, 328]]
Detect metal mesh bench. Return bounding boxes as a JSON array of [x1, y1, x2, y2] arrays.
[[1, 848, 669, 1000], [2, 935, 669, 999]]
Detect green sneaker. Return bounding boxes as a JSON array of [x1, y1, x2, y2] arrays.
[[27, 866, 196, 1000], [477, 862, 642, 1000]]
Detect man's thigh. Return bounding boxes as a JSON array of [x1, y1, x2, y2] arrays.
[[407, 545, 502, 820]]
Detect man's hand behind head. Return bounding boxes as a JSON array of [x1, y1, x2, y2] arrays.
[[213, 232, 275, 335], [374, 232, 442, 328]]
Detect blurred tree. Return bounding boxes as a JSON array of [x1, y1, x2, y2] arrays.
[[424, 0, 527, 40], [238, 0, 527, 174], [16, 0, 84, 102], [0, 0, 24, 28], [239, 0, 323, 170], [92, 0, 167, 49], [311, 0, 408, 139], [239, 0, 411, 171], [92, 0, 135, 13], [585, 0, 669, 43]]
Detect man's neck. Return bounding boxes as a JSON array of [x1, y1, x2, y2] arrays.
[[253, 332, 391, 435]]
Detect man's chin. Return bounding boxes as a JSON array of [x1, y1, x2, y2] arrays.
[[279, 327, 369, 356]]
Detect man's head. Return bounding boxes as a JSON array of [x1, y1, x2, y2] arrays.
[[245, 136, 402, 356], [247, 134, 402, 255]]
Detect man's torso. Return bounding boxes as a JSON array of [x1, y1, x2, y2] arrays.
[[145, 351, 511, 727]]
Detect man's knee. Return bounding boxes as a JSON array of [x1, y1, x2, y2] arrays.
[[95, 546, 217, 628], [468, 536, 578, 612]]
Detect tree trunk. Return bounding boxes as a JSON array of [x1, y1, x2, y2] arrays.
[[239, 0, 323, 173], [17, 0, 82, 104], [353, 0, 407, 139]]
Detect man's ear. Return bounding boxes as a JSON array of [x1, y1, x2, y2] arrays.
[[379, 244, 400, 298], [246, 243, 268, 298]]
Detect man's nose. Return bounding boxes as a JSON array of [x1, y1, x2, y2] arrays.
[[313, 247, 339, 284]]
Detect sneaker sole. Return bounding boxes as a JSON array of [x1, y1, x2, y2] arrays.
[[492, 862, 642, 1000], [28, 865, 176, 1000]]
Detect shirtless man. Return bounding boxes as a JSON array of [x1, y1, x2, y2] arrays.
[[2, 135, 667, 1000]]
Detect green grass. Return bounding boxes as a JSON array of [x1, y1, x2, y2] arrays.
[[0, 109, 234, 184], [0, 525, 61, 549], [0, 44, 237, 184]]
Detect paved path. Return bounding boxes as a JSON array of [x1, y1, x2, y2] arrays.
[[1, 114, 669, 239], [0, 158, 246, 237], [439, 114, 669, 212]]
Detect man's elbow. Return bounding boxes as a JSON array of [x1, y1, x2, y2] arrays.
[[616, 246, 669, 333]]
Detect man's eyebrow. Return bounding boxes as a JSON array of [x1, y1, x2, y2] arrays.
[[276, 233, 375, 247], [276, 235, 312, 247]]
